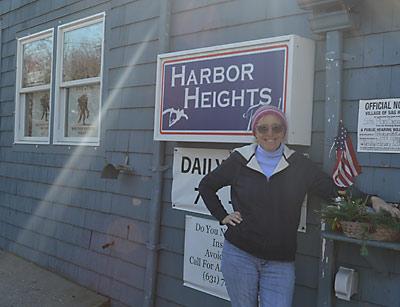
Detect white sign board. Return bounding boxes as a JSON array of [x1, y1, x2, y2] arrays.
[[154, 35, 315, 144], [183, 215, 229, 300], [172, 147, 233, 215], [358, 98, 400, 153]]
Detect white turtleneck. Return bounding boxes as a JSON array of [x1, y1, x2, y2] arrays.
[[255, 143, 284, 179]]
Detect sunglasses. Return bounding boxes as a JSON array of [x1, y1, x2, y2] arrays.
[[255, 124, 284, 134]]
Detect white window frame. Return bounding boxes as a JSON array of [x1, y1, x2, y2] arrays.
[[54, 12, 105, 146], [14, 29, 54, 144]]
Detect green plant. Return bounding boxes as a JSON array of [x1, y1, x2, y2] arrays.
[[369, 210, 400, 232], [319, 197, 400, 256], [320, 197, 370, 231], [320, 197, 400, 232]]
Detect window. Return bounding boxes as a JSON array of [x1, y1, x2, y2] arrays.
[[14, 29, 53, 143], [54, 13, 104, 145], [14, 13, 105, 146]]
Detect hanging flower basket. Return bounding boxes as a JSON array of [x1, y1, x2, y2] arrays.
[[340, 221, 400, 242], [320, 197, 400, 243], [369, 225, 400, 242], [340, 221, 369, 239]]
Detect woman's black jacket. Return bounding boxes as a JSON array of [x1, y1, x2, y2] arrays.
[[199, 144, 366, 261]]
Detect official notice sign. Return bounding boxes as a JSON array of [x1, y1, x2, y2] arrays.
[[183, 215, 229, 300], [154, 35, 315, 144], [358, 98, 400, 153], [172, 147, 233, 215]]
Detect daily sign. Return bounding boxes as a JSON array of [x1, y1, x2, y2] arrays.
[[154, 35, 315, 144], [172, 147, 232, 215]]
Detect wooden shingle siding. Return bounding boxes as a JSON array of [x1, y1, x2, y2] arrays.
[[0, 0, 155, 305], [1, 0, 400, 306], [171, 14, 311, 52], [109, 0, 159, 29]]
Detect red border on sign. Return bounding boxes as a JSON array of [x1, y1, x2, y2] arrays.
[[159, 44, 289, 136]]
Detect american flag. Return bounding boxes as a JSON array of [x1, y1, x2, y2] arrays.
[[332, 121, 362, 188]]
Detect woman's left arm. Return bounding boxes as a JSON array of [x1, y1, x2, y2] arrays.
[[305, 158, 400, 217], [370, 196, 400, 217]]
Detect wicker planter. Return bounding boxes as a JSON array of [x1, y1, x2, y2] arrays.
[[340, 221, 400, 242]]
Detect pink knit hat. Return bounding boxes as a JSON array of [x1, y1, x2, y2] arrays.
[[251, 105, 288, 134]]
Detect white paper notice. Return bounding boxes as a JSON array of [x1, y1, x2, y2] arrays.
[[358, 98, 400, 153], [183, 216, 229, 300]]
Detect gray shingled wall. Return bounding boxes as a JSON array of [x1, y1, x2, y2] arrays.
[[0, 0, 400, 306]]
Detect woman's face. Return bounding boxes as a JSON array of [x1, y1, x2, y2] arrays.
[[254, 114, 285, 152]]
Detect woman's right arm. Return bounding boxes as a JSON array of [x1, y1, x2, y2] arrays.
[[198, 153, 240, 224]]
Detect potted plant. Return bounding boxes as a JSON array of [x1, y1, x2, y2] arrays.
[[320, 196, 400, 255]]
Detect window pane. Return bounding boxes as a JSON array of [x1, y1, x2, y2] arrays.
[[22, 37, 52, 87], [65, 85, 99, 138], [62, 22, 103, 82], [24, 91, 50, 137]]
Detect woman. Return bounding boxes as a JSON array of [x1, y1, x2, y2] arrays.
[[198, 105, 399, 307]]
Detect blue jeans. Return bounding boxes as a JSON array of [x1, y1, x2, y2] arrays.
[[221, 240, 295, 307]]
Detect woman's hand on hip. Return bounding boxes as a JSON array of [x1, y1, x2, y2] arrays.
[[222, 211, 243, 226]]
